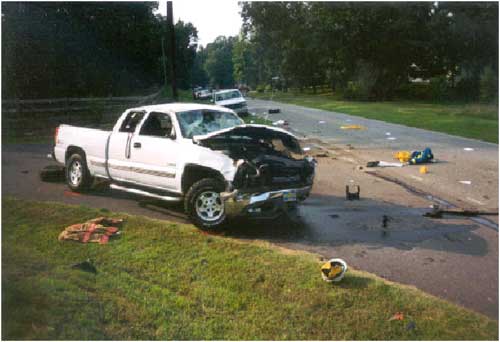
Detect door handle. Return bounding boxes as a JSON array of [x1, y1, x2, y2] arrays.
[[133, 142, 141, 148]]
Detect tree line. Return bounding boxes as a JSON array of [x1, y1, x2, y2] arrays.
[[2, 2, 198, 99], [196, 2, 498, 102], [2, 2, 497, 102]]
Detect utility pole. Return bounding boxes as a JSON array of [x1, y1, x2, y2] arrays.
[[161, 38, 168, 90], [166, 1, 178, 100]]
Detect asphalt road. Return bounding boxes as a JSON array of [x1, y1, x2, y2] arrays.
[[248, 98, 499, 213], [2, 101, 498, 318]]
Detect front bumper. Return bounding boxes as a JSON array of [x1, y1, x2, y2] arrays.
[[221, 185, 312, 219]]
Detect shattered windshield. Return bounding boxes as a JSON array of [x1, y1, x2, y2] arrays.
[[215, 90, 242, 102], [176, 109, 244, 139]]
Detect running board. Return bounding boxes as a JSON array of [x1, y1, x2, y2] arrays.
[[110, 184, 182, 202]]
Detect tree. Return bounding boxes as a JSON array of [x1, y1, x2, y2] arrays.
[[204, 36, 235, 88]]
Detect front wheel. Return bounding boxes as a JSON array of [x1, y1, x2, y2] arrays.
[[184, 178, 227, 230]]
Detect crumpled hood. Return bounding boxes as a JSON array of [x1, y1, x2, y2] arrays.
[[192, 124, 302, 153]]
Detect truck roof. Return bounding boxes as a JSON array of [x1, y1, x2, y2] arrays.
[[128, 102, 233, 114], [214, 89, 239, 94]]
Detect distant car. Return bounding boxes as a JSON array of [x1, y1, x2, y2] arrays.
[[213, 89, 248, 116], [197, 89, 212, 100]]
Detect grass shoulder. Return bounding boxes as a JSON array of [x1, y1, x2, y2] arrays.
[[250, 91, 498, 143], [2, 197, 497, 340]]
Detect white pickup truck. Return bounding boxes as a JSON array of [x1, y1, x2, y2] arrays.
[[53, 103, 315, 229]]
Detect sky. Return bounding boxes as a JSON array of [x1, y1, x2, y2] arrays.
[[155, 0, 243, 47]]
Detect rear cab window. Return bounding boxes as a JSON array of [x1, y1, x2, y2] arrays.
[[119, 111, 145, 133]]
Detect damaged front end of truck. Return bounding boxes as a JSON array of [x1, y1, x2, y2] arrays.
[[193, 125, 316, 218]]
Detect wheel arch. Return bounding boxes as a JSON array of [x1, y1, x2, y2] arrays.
[[181, 164, 226, 194], [65, 145, 87, 163]]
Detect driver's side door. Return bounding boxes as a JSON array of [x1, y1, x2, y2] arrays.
[[127, 112, 179, 192]]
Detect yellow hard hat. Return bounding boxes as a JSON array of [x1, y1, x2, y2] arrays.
[[321, 258, 348, 282]]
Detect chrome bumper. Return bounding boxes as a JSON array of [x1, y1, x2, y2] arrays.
[[221, 185, 312, 218]]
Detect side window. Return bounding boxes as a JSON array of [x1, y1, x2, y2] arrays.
[[119, 111, 145, 133], [139, 112, 175, 138]]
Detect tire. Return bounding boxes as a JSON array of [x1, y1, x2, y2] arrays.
[[66, 153, 92, 192], [184, 178, 227, 230]]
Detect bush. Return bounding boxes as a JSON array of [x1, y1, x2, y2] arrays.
[[342, 61, 379, 101], [429, 76, 450, 101], [395, 83, 433, 100], [256, 84, 266, 93], [264, 84, 273, 93], [479, 66, 498, 103]]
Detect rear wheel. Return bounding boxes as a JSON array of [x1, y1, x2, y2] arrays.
[[185, 178, 227, 230], [66, 153, 92, 192]]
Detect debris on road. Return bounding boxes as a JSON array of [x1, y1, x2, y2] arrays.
[[385, 132, 391, 136], [388, 312, 405, 321], [272, 119, 288, 126], [39, 165, 66, 182], [424, 205, 498, 219], [340, 124, 366, 130], [458, 180, 472, 185], [268, 108, 281, 114], [464, 147, 474, 151], [318, 120, 326, 124], [315, 152, 329, 158], [419, 166, 428, 174], [406, 321, 416, 331], [321, 258, 348, 283], [64, 190, 82, 197], [346, 185, 360, 200], [302, 147, 311, 152], [409, 148, 434, 165], [366, 161, 404, 168], [387, 137, 397, 140], [71, 258, 97, 274], [59, 217, 123, 244], [394, 151, 411, 163]]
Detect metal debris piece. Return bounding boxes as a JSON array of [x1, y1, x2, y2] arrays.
[[71, 259, 97, 274], [345, 185, 360, 200], [424, 205, 498, 219]]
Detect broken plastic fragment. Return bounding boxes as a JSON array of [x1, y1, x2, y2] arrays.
[[340, 124, 366, 130], [459, 180, 472, 185], [463, 147, 474, 151], [302, 147, 311, 151], [318, 120, 326, 124], [387, 137, 397, 140]]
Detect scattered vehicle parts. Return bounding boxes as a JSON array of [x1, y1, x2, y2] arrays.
[[463, 147, 474, 151], [346, 185, 360, 200], [321, 258, 348, 282], [366, 161, 404, 168], [340, 124, 366, 130], [71, 258, 97, 274], [419, 166, 428, 174], [424, 205, 498, 219], [409, 147, 434, 165], [393, 150, 411, 163], [459, 180, 472, 185], [52, 103, 315, 229], [59, 217, 123, 244], [389, 312, 405, 321]]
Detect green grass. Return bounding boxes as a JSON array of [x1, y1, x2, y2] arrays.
[[250, 91, 499, 143], [2, 198, 497, 340]]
